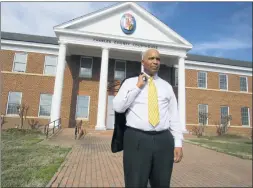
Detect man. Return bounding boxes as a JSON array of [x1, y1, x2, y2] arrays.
[[113, 48, 184, 187]]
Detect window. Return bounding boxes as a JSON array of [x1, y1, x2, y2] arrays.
[[198, 104, 208, 125], [39, 94, 52, 116], [6, 92, 22, 115], [44, 55, 57, 75], [114, 60, 126, 80], [240, 77, 248, 92], [12, 53, 27, 72], [219, 74, 228, 90], [174, 68, 178, 86], [79, 57, 92, 78], [220, 106, 229, 125], [198, 71, 207, 88], [76, 95, 90, 119], [241, 107, 250, 126]]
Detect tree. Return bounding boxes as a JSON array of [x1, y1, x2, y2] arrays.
[[1, 114, 6, 129], [17, 103, 29, 129], [192, 112, 210, 137], [216, 115, 232, 136], [28, 118, 39, 129]]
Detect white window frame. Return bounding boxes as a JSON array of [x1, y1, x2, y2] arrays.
[[38, 93, 53, 118], [198, 104, 208, 125], [239, 76, 248, 92], [220, 106, 230, 126], [241, 107, 250, 127], [12, 52, 28, 73], [79, 56, 93, 78], [197, 71, 207, 89], [174, 68, 178, 86], [6, 91, 22, 116], [43, 55, 58, 76], [76, 95, 90, 120], [114, 60, 126, 80], [219, 74, 228, 91]]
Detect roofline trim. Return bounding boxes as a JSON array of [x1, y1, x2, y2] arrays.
[[1, 38, 252, 73]]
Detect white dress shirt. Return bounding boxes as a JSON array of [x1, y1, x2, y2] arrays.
[[113, 73, 184, 147]]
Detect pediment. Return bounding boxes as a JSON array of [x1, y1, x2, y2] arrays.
[[54, 2, 192, 47]]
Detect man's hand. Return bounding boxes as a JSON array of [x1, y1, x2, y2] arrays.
[[174, 147, 183, 163], [136, 73, 147, 88]]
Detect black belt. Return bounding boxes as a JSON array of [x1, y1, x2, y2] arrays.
[[127, 126, 168, 135]]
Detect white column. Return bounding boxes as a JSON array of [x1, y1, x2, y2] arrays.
[[95, 48, 109, 130], [50, 42, 67, 127], [178, 56, 187, 132]]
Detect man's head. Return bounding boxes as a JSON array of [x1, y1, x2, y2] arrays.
[[141, 48, 160, 76]]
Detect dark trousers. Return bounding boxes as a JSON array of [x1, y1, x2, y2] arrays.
[[123, 126, 175, 188]]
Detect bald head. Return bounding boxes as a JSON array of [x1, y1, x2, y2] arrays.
[[141, 48, 160, 76], [142, 48, 160, 61]]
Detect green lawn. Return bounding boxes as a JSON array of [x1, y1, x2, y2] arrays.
[[1, 128, 71, 187], [186, 134, 252, 160]]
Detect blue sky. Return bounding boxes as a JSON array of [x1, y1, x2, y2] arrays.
[[147, 2, 252, 61], [1, 2, 252, 62]]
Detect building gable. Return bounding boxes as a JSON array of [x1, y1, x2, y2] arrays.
[[54, 2, 192, 47]]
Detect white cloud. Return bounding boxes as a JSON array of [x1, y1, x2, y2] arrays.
[[1, 2, 116, 36], [1, 2, 174, 37], [193, 38, 252, 52], [191, 5, 252, 57]]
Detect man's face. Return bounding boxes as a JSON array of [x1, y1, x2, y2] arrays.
[[142, 49, 161, 76]]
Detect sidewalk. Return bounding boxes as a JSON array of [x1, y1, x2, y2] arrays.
[[46, 129, 252, 187]]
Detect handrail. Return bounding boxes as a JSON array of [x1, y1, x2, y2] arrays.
[[44, 118, 61, 139]]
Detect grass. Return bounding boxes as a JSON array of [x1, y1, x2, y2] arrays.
[[1, 128, 71, 187], [185, 134, 252, 160]]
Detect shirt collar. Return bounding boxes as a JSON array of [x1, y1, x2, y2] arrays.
[[142, 71, 159, 80]]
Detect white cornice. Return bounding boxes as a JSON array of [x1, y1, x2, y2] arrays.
[[173, 60, 252, 76], [1, 39, 59, 55], [186, 60, 251, 71], [54, 28, 191, 50], [1, 39, 251, 77]]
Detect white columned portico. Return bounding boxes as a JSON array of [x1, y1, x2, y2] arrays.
[[178, 56, 187, 132], [96, 48, 109, 130], [50, 42, 67, 127]]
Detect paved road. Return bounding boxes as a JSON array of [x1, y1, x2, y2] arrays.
[[46, 131, 252, 187]]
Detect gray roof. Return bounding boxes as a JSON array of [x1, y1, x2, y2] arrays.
[[1, 31, 252, 68], [186, 54, 252, 68], [1, 31, 58, 45]]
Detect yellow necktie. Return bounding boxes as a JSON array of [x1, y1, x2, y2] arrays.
[[148, 77, 160, 126]]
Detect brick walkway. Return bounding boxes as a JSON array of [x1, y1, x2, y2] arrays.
[[46, 131, 252, 187]]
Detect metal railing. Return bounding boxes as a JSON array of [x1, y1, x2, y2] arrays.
[[44, 118, 61, 139]]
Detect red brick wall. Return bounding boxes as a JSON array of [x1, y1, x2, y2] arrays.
[[1, 49, 252, 136], [185, 69, 252, 136], [1, 50, 55, 128]]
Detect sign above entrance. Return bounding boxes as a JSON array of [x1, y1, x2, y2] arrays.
[[93, 38, 158, 49], [120, 13, 136, 35]]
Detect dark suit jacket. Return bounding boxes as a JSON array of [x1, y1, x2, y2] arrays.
[[111, 74, 139, 153]]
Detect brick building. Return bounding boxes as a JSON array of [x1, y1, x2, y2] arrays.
[[1, 2, 252, 136]]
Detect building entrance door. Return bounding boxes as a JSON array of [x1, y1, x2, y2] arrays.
[[106, 95, 115, 129]]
